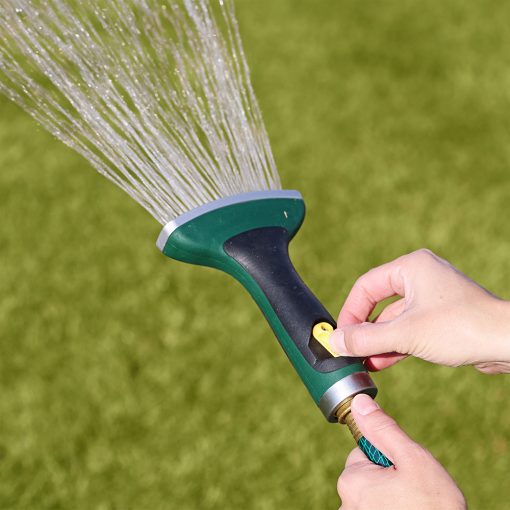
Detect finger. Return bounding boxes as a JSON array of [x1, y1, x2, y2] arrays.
[[361, 299, 408, 368], [365, 353, 408, 371], [365, 299, 407, 366], [351, 394, 424, 465], [373, 298, 406, 323], [330, 318, 407, 357], [337, 259, 406, 327], [345, 447, 369, 468]]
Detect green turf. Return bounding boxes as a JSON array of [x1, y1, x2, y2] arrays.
[[1, 0, 510, 508]]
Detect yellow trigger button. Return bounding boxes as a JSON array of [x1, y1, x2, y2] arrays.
[[312, 322, 338, 357]]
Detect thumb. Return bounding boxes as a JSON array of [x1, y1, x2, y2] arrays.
[[351, 394, 423, 466], [330, 321, 403, 357]]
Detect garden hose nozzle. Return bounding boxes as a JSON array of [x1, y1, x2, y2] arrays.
[[158, 190, 392, 467]]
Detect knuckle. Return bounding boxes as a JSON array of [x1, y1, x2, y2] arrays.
[[353, 273, 369, 292], [416, 247, 435, 257], [412, 248, 437, 264], [400, 248, 442, 284], [355, 267, 378, 290]]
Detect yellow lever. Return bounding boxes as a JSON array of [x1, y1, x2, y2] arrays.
[[312, 322, 338, 356]]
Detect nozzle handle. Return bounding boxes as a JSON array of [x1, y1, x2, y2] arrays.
[[224, 226, 353, 372], [223, 225, 370, 403]]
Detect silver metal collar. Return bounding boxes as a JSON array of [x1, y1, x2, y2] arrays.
[[319, 372, 377, 422]]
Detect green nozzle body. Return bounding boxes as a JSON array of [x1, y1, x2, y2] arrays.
[[157, 190, 377, 415]]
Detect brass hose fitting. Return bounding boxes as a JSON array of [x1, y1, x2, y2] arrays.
[[335, 395, 393, 467], [335, 395, 362, 443]]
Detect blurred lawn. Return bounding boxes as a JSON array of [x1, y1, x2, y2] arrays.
[[1, 0, 510, 508]]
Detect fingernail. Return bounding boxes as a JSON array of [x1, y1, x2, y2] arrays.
[[330, 329, 348, 356], [352, 394, 380, 416]]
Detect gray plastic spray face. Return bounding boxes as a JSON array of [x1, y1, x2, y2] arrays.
[[156, 190, 303, 251]]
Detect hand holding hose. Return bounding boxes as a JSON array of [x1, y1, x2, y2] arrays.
[[337, 394, 467, 510]]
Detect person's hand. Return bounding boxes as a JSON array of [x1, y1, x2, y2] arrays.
[[337, 394, 466, 510], [330, 249, 510, 374]]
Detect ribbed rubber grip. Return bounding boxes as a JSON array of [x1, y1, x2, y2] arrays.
[[358, 436, 393, 467]]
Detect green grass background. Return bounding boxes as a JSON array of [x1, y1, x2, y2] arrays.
[[1, 0, 510, 508]]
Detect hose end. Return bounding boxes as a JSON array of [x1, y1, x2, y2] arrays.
[[335, 396, 362, 442], [336, 396, 393, 468]]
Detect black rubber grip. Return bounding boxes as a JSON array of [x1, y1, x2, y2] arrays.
[[224, 227, 361, 373]]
